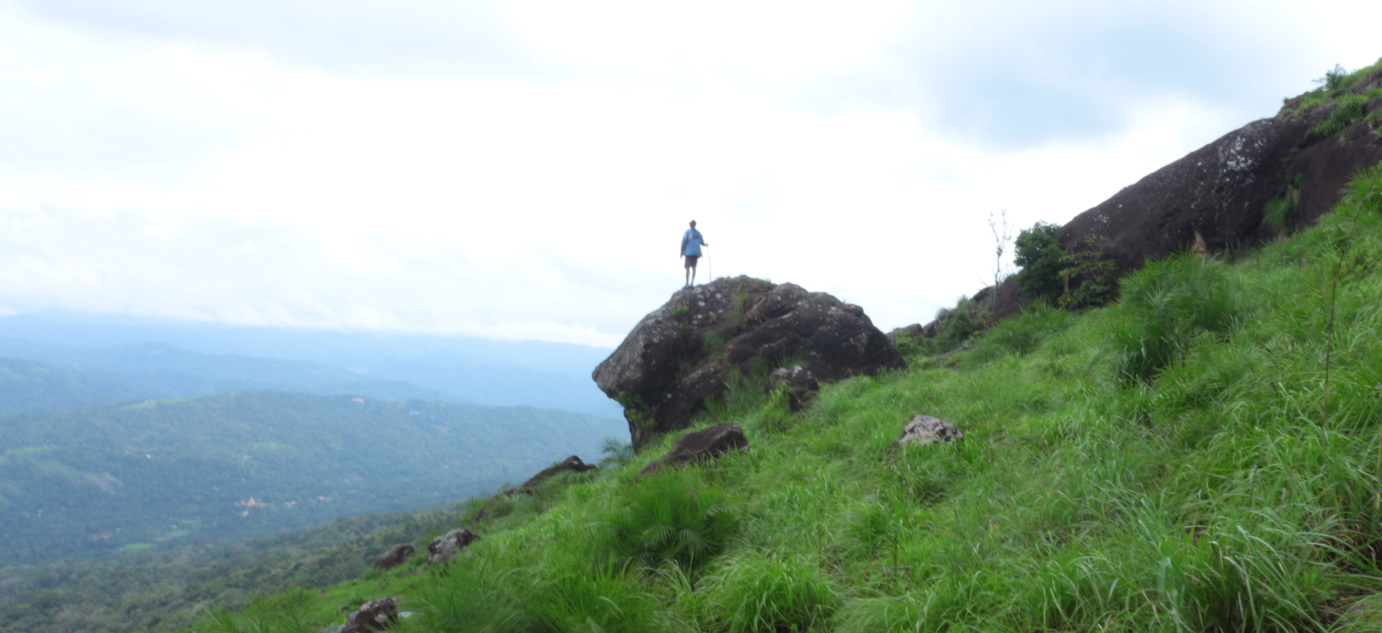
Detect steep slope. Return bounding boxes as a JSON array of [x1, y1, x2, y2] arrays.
[[941, 59, 1382, 325], [198, 162, 1382, 633]]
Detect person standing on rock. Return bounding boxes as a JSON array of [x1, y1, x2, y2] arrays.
[[681, 220, 708, 288]]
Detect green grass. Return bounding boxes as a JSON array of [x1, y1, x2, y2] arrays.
[[1316, 90, 1382, 136], [190, 161, 1382, 633]]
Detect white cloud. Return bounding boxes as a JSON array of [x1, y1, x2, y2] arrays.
[[0, 0, 1378, 346]]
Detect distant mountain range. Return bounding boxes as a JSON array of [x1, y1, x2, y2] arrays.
[[0, 310, 623, 416], [0, 391, 625, 566], [0, 310, 631, 567], [0, 344, 463, 416]]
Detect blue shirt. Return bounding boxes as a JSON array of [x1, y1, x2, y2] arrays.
[[681, 228, 705, 256]]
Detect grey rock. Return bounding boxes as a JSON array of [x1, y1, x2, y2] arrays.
[[767, 365, 819, 411], [594, 276, 905, 450], [894, 415, 962, 448], [372, 543, 415, 571], [475, 455, 597, 523], [427, 529, 478, 565], [341, 597, 398, 633], [639, 423, 748, 477]]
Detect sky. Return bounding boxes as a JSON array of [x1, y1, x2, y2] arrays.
[[1, 0, 1380, 348]]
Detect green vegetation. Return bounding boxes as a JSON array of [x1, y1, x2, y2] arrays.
[[1281, 59, 1382, 137], [0, 391, 622, 566], [1316, 90, 1382, 136], [0, 503, 464, 633], [184, 163, 1382, 633], [1013, 220, 1066, 303], [1014, 222, 1117, 311], [1263, 176, 1302, 237]]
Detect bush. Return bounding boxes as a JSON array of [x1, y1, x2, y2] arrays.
[[1112, 254, 1246, 384], [1316, 92, 1375, 136], [967, 302, 1075, 364], [697, 552, 837, 633], [1058, 236, 1118, 309], [604, 469, 739, 572], [934, 296, 980, 350], [1014, 221, 1066, 304]]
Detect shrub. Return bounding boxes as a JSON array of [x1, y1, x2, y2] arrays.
[[934, 296, 980, 350], [1014, 221, 1066, 304], [1263, 177, 1302, 237], [1316, 93, 1373, 136], [1112, 254, 1246, 384], [1058, 236, 1118, 309], [697, 551, 837, 633], [605, 469, 739, 572], [967, 302, 1075, 363], [523, 568, 666, 633]]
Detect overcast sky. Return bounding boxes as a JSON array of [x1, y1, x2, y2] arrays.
[[1, 1, 1379, 348]]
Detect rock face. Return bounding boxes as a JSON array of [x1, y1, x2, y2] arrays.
[[894, 415, 963, 448], [906, 68, 1382, 332], [341, 597, 399, 633], [767, 365, 819, 412], [427, 529, 478, 564], [372, 543, 415, 571], [594, 276, 906, 450], [640, 423, 748, 477]]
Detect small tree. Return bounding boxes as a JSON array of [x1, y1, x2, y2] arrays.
[[1013, 221, 1065, 304], [987, 210, 1013, 314]]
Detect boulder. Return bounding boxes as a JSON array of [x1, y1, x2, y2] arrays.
[[427, 529, 478, 564], [341, 597, 399, 633], [640, 423, 748, 477], [514, 455, 597, 490], [767, 365, 819, 411], [474, 455, 597, 522], [372, 543, 415, 571], [921, 68, 1382, 330], [894, 415, 963, 448], [594, 276, 906, 450]]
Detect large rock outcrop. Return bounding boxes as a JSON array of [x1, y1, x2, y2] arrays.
[[907, 67, 1382, 331], [594, 276, 906, 450]]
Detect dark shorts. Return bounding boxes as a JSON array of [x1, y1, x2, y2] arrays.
[[684, 255, 700, 269]]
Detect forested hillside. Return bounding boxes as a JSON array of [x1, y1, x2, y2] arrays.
[[0, 391, 623, 566], [0, 503, 467, 633]]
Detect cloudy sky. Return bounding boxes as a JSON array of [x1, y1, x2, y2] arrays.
[[1, 0, 1379, 348]]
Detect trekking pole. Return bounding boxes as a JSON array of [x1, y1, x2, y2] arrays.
[[706, 246, 712, 281]]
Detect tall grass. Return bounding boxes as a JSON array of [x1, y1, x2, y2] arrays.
[[1111, 253, 1247, 384]]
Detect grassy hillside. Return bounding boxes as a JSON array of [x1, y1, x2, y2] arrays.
[[193, 161, 1382, 632], [0, 391, 623, 566]]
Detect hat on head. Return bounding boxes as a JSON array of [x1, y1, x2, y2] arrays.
[[690, 220, 697, 227]]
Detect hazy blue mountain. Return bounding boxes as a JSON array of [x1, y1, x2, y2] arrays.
[[0, 311, 622, 416], [0, 391, 625, 566], [0, 356, 142, 415], [0, 343, 471, 415]]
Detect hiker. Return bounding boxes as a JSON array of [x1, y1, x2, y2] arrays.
[[681, 220, 708, 288]]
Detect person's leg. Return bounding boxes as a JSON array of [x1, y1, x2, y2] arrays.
[[689, 261, 697, 286]]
